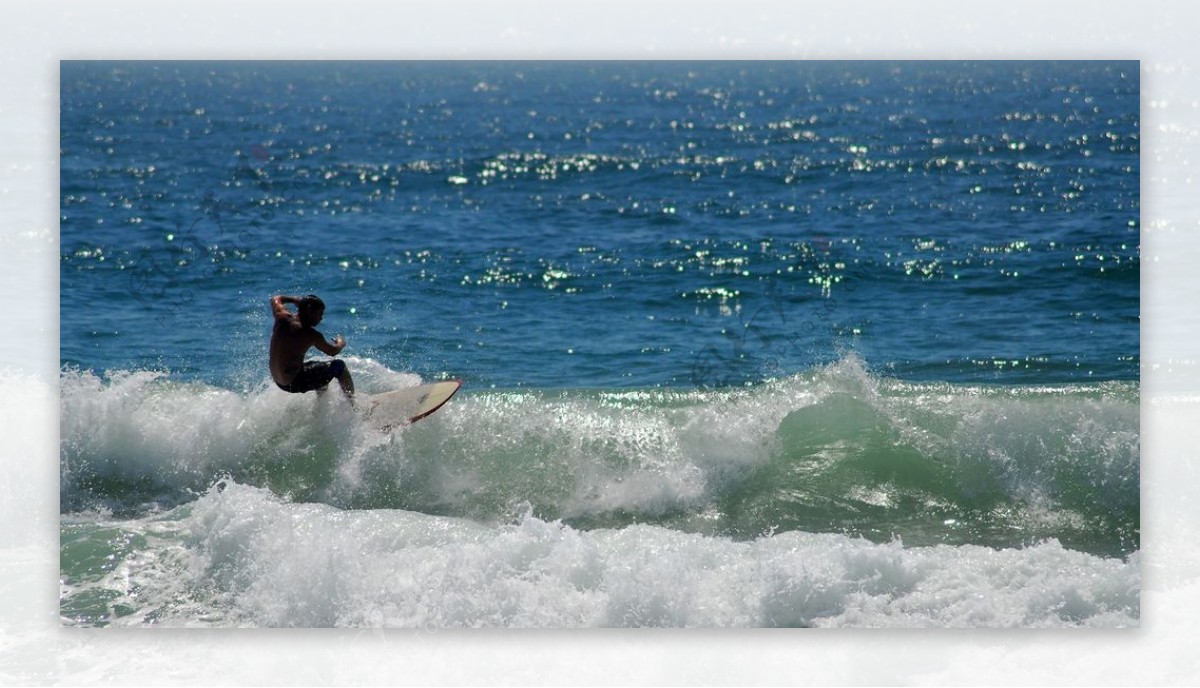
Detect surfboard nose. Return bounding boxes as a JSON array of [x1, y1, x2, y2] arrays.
[[364, 379, 462, 429]]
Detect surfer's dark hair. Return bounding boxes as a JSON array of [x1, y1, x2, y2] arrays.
[[298, 294, 325, 325]]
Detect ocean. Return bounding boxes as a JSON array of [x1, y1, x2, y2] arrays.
[[59, 60, 1140, 628]]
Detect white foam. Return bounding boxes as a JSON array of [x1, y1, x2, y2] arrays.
[[58, 364, 426, 510], [58, 358, 1140, 543], [71, 479, 1138, 628]]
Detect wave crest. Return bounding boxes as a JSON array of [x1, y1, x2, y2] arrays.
[[60, 356, 1138, 555]]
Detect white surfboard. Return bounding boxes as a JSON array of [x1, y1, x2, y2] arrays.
[[363, 379, 461, 431]]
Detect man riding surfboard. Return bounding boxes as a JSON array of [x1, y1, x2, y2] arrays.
[[269, 294, 355, 401]]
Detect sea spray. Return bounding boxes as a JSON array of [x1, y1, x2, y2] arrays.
[[60, 479, 1139, 628], [60, 357, 1139, 557]]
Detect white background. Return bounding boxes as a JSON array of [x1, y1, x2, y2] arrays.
[[2, 1, 1199, 684]]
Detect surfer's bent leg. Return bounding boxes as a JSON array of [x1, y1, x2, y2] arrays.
[[332, 359, 355, 399], [278, 360, 353, 402]]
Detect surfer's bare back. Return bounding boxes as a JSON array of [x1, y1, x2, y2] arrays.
[[269, 294, 355, 400]]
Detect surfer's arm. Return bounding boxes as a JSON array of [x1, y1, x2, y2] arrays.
[[270, 294, 300, 319], [312, 331, 346, 356]]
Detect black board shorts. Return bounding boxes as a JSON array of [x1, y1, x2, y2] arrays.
[[278, 359, 346, 394]]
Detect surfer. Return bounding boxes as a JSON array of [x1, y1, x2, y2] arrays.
[[269, 294, 355, 401]]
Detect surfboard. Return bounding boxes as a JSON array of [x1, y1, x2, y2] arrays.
[[363, 379, 462, 431]]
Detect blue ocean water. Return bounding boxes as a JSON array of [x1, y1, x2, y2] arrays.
[[59, 61, 1140, 628]]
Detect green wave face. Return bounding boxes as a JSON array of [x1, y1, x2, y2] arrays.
[[60, 360, 1139, 558]]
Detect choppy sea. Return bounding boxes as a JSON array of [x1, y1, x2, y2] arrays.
[[59, 61, 1139, 627]]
